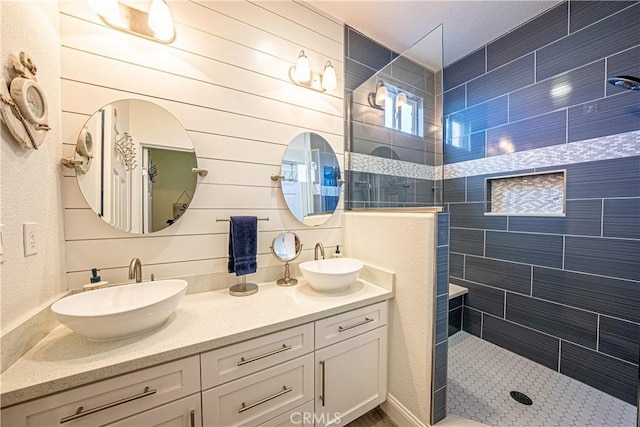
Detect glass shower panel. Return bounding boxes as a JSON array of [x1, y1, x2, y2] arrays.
[[347, 25, 443, 209]]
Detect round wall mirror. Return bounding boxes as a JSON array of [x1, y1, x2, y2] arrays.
[[271, 231, 302, 286], [75, 99, 199, 234], [279, 132, 342, 226]]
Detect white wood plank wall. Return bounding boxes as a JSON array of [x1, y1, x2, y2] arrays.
[[59, 0, 344, 289]]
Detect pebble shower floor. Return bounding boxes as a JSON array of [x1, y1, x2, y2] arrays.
[[447, 331, 637, 426]]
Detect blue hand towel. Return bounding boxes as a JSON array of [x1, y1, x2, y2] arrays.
[[228, 216, 258, 276]]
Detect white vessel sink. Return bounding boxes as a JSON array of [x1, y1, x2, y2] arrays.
[[299, 258, 364, 292], [51, 279, 187, 341]]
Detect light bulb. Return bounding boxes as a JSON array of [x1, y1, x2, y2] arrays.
[[321, 61, 337, 91], [148, 0, 175, 41], [88, 0, 121, 23], [375, 82, 387, 106], [397, 92, 408, 107], [294, 51, 311, 83]]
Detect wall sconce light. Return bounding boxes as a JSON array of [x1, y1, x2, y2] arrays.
[[396, 92, 408, 107], [368, 81, 387, 109], [88, 0, 176, 44], [322, 61, 337, 91], [289, 50, 337, 93]]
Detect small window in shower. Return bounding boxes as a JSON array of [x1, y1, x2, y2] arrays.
[[382, 83, 423, 137], [485, 170, 566, 216]]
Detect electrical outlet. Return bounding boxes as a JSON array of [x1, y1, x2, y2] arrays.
[[23, 222, 38, 257]]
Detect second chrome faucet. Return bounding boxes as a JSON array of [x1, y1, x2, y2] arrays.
[[314, 242, 325, 260]]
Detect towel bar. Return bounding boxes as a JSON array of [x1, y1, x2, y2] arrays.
[[216, 217, 269, 222], [219, 216, 267, 297]]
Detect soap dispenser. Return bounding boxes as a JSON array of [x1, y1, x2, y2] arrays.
[[83, 268, 108, 290], [333, 245, 343, 258]]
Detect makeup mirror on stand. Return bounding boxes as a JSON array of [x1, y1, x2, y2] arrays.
[[271, 232, 303, 286]]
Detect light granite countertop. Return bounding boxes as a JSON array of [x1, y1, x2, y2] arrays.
[[0, 277, 393, 408]]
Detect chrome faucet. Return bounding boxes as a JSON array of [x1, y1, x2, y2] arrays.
[[128, 258, 142, 283], [314, 242, 325, 260]]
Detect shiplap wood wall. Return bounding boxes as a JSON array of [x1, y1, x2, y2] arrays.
[[60, 0, 344, 289]]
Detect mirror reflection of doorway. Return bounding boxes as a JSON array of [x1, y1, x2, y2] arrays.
[[141, 147, 198, 233]]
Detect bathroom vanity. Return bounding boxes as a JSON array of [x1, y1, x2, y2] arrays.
[[0, 279, 392, 426]]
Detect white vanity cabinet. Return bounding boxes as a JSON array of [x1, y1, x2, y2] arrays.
[[1, 299, 389, 427], [1, 355, 201, 427], [313, 302, 388, 427]]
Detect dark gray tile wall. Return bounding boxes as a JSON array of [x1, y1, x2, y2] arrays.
[[432, 212, 449, 424], [444, 0, 640, 403], [449, 294, 463, 338], [443, 2, 640, 162], [486, 2, 568, 70], [483, 315, 560, 370], [598, 316, 640, 365], [560, 341, 638, 404]]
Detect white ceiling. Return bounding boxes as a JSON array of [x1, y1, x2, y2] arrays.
[[306, 0, 561, 67]]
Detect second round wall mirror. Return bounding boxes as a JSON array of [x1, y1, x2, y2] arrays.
[[277, 132, 342, 226]]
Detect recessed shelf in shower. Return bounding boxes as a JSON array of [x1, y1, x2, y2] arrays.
[[485, 170, 566, 216]]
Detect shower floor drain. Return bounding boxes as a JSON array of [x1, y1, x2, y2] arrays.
[[510, 391, 533, 406]]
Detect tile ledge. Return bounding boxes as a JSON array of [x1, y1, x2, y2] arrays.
[[449, 283, 468, 299]]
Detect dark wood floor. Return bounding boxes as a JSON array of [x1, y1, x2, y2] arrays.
[[345, 407, 399, 427]]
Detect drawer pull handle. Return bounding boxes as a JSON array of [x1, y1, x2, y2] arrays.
[[59, 386, 157, 424], [238, 344, 292, 366], [238, 386, 292, 413], [319, 360, 326, 407], [190, 409, 196, 427], [338, 317, 373, 332]]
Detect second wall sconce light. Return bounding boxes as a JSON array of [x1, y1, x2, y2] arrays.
[[88, 0, 176, 43], [289, 50, 337, 92], [368, 81, 387, 109]]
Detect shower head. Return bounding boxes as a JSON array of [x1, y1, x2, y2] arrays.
[[607, 75, 640, 91]]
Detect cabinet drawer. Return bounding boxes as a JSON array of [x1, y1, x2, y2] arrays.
[[107, 393, 201, 427], [202, 354, 314, 427], [257, 400, 314, 427], [201, 323, 313, 389], [315, 301, 387, 349], [1, 356, 200, 427]]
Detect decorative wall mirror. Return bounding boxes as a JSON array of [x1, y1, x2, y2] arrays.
[[271, 231, 302, 286], [74, 99, 199, 234], [275, 132, 342, 226]]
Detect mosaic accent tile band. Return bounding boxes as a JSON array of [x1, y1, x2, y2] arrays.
[[349, 152, 438, 180], [350, 130, 640, 181], [444, 130, 640, 179]]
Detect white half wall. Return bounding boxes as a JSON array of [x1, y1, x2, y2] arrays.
[[343, 210, 437, 425]]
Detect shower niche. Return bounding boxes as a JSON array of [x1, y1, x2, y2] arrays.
[[485, 170, 566, 216]]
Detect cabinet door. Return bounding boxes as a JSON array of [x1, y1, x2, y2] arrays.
[[107, 393, 201, 427], [314, 326, 388, 427]]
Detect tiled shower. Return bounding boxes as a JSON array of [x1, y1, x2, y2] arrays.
[[443, 0, 639, 408], [345, 0, 639, 424]]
